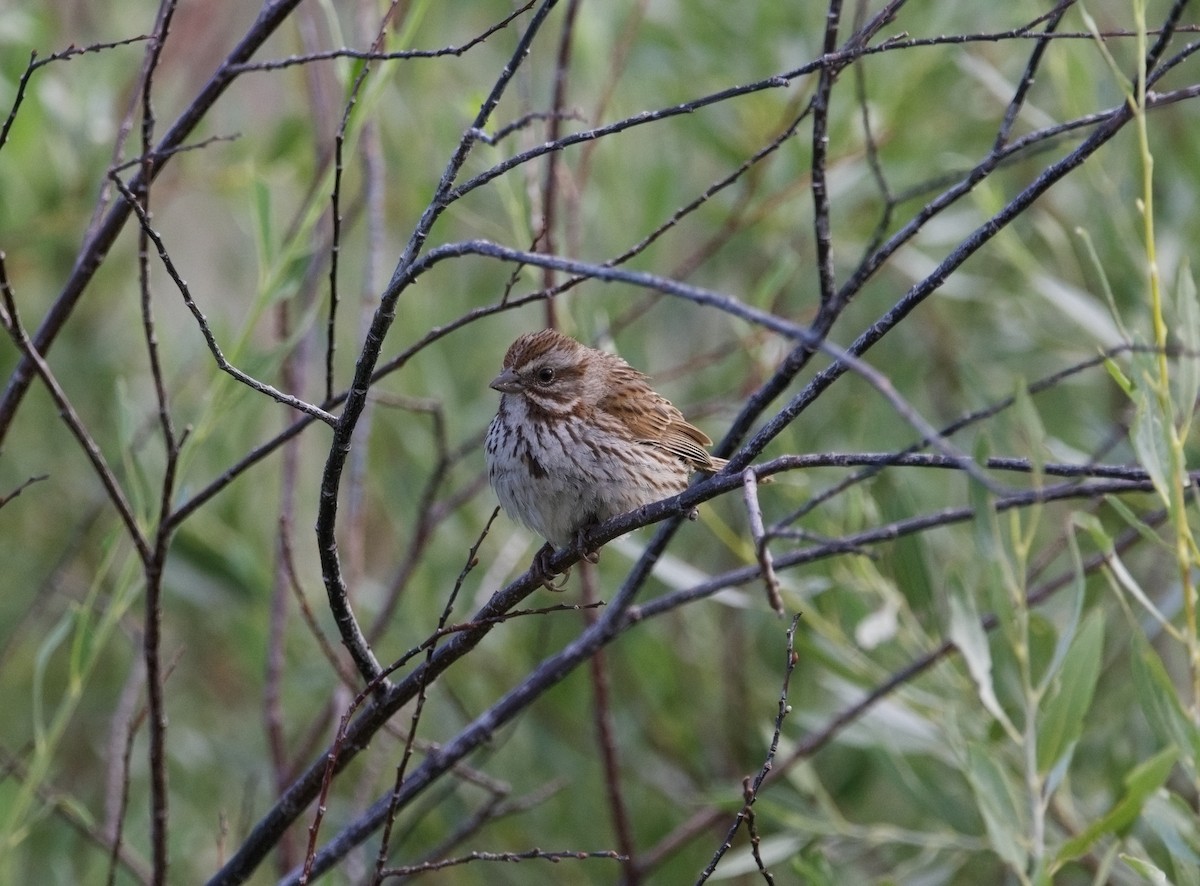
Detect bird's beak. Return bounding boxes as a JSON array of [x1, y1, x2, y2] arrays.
[[489, 367, 523, 394]]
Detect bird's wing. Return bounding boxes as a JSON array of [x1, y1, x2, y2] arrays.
[[599, 371, 724, 472]]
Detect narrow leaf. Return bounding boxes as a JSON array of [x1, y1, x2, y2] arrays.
[[966, 742, 1027, 871], [1036, 610, 1104, 773], [1121, 856, 1171, 884], [1172, 261, 1199, 433], [1130, 392, 1171, 507], [1037, 526, 1088, 694], [1055, 746, 1177, 863], [1130, 633, 1200, 760], [948, 595, 1010, 731]]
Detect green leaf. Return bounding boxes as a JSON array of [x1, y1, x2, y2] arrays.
[[1104, 355, 1135, 397], [1172, 261, 1199, 429], [1121, 855, 1172, 884], [1036, 610, 1104, 773], [31, 612, 74, 749], [1036, 526, 1088, 694], [709, 834, 805, 880], [878, 476, 933, 612], [966, 741, 1027, 872], [1143, 792, 1200, 883], [948, 594, 1010, 731], [1130, 388, 1172, 507], [791, 846, 838, 886], [343, 57, 368, 100], [968, 491, 1015, 630], [1076, 226, 1131, 343], [1097, 497, 1173, 552], [1130, 632, 1200, 760], [1055, 746, 1178, 864], [252, 177, 273, 267], [1076, 512, 1174, 631], [1012, 383, 1045, 477]]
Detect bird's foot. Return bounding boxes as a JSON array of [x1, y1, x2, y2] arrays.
[[533, 542, 570, 591], [573, 527, 600, 565]]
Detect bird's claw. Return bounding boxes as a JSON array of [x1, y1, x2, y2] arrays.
[[533, 543, 570, 592], [530, 534, 599, 591], [573, 528, 600, 565]]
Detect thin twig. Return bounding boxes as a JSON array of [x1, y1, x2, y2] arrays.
[[0, 746, 153, 886], [218, 465, 1156, 886], [313, 0, 562, 689], [742, 469, 784, 615], [697, 614, 800, 883], [324, 0, 399, 403], [370, 510, 497, 881], [278, 517, 360, 689], [0, 0, 308, 444], [535, 0, 582, 329], [379, 848, 625, 878], [580, 562, 638, 882], [471, 110, 586, 145], [780, 345, 1145, 524], [133, 4, 182, 880], [0, 36, 152, 153], [108, 175, 337, 424], [810, 0, 844, 311], [742, 776, 771, 885], [0, 254, 151, 564], [0, 474, 48, 509], [403, 779, 567, 870], [225, 2, 536, 74], [365, 394, 453, 641], [993, 2, 1070, 150], [104, 656, 149, 886]]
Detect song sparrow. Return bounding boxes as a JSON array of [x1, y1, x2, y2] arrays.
[[485, 329, 727, 588]]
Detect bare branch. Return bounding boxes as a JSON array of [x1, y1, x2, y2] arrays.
[[697, 614, 800, 883], [742, 469, 784, 616], [110, 176, 338, 426], [0, 36, 152, 153], [379, 847, 625, 878], [0, 0, 307, 443], [0, 254, 151, 563], [0, 473, 48, 509], [225, 2, 537, 74]]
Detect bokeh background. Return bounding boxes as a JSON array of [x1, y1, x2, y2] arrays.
[[2, 1, 1200, 883]]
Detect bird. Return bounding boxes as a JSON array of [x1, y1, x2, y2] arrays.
[[484, 328, 727, 588]]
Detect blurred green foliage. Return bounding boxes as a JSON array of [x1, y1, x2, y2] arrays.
[[1, 1, 1200, 884]]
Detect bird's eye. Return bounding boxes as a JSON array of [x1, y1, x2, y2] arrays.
[[536, 367, 555, 384]]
